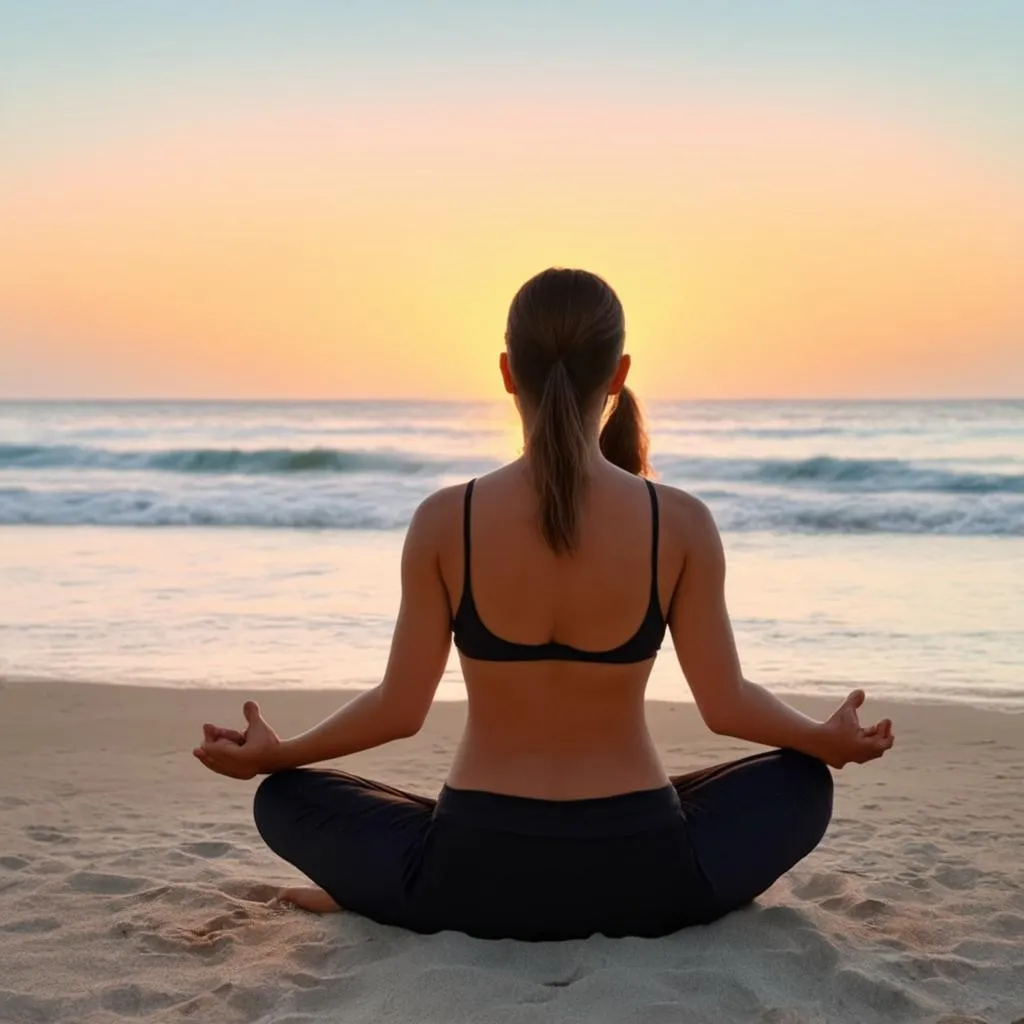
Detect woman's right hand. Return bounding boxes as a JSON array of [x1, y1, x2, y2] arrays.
[[193, 700, 282, 779], [818, 689, 894, 768]]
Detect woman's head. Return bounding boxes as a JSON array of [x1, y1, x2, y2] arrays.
[[500, 268, 651, 554]]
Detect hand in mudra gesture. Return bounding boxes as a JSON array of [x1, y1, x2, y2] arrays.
[[821, 689, 894, 768], [193, 701, 281, 779]]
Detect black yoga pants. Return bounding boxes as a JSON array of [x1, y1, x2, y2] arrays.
[[253, 748, 833, 941]]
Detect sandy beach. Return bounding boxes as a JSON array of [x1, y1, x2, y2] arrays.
[[0, 681, 1021, 1024]]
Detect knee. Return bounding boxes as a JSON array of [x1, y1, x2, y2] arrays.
[[253, 769, 306, 847], [778, 749, 834, 846]]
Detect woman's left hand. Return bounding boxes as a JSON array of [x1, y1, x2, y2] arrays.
[[193, 701, 282, 779]]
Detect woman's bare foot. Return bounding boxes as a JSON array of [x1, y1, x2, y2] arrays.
[[276, 886, 342, 913]]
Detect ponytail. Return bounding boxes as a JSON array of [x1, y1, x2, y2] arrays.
[[529, 361, 589, 554], [505, 267, 639, 550], [599, 386, 651, 477]]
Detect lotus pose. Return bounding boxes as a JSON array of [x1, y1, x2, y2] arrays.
[[194, 268, 894, 940]]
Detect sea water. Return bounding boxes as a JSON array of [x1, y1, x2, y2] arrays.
[[1, 400, 1021, 708]]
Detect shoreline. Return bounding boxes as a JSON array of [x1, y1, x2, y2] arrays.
[[5, 672, 1024, 715]]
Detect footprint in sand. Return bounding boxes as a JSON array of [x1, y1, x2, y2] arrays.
[[123, 884, 173, 904], [791, 872, 849, 901], [67, 870, 148, 894], [933, 864, 983, 890], [140, 929, 237, 957], [904, 841, 942, 857], [847, 897, 890, 921], [138, 901, 262, 959], [180, 840, 233, 858], [0, 855, 30, 871], [904, 875, 931, 890], [24, 825, 75, 845], [820, 895, 851, 914], [35, 859, 72, 876], [193, 908, 253, 935]]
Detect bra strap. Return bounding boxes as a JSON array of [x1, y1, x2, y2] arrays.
[[462, 479, 476, 599], [645, 479, 660, 605]]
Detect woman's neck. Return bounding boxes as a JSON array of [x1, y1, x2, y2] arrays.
[[517, 410, 604, 458]]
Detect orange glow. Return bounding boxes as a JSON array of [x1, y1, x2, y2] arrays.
[[2, 99, 1022, 398]]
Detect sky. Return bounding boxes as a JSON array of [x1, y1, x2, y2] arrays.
[[1, 1, 1022, 400]]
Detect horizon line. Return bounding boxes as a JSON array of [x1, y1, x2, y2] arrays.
[[0, 396, 1022, 406]]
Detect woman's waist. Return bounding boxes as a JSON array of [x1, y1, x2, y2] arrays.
[[447, 733, 670, 802], [433, 781, 682, 839]]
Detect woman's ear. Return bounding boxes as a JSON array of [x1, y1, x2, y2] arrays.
[[499, 352, 517, 395], [608, 353, 631, 396]]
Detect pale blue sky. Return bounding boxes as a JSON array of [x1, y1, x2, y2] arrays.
[[3, 1, 1022, 173]]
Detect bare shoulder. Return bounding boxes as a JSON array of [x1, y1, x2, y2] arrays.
[[650, 480, 719, 542], [408, 483, 466, 540], [651, 482, 727, 602]]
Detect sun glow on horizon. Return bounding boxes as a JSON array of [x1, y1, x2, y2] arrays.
[[2, 6, 1022, 400]]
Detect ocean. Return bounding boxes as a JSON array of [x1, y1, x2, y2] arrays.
[[1, 399, 1022, 708]]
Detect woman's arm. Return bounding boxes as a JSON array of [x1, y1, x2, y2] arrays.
[[269, 491, 453, 767], [667, 494, 893, 768], [194, 490, 455, 779]]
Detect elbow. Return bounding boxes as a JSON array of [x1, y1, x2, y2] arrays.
[[383, 698, 427, 739], [702, 709, 732, 736], [699, 699, 739, 738], [380, 702, 424, 739], [697, 678, 749, 738], [371, 685, 426, 740], [390, 715, 424, 740]]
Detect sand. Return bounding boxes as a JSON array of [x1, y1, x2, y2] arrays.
[[1, 680, 1022, 1024]]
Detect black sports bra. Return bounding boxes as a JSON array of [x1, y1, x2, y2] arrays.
[[451, 478, 667, 663]]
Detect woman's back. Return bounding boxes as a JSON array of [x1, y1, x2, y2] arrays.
[[196, 267, 887, 938], [442, 460, 688, 799]]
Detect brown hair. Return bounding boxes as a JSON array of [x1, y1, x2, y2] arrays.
[[505, 268, 651, 554]]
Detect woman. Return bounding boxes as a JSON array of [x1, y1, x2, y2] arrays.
[[194, 268, 894, 941]]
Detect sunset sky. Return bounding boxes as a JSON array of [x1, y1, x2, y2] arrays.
[[2, 1, 1022, 400]]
